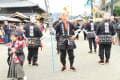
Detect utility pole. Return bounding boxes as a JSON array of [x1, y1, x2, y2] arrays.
[[91, 0, 93, 17], [44, 0, 52, 30], [111, 0, 114, 16], [71, 0, 72, 20], [87, 0, 93, 18], [44, 0, 49, 15]]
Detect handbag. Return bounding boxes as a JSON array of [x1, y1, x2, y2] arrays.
[[27, 38, 41, 47]]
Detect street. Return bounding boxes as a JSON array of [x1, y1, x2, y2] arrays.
[[0, 31, 120, 80]]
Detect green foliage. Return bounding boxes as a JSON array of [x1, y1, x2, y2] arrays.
[[114, 6, 120, 16]]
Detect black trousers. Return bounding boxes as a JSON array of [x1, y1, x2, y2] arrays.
[[56, 37, 59, 51], [28, 47, 38, 63], [76, 34, 79, 39], [8, 78, 23, 80], [118, 33, 120, 41], [99, 44, 112, 60], [60, 49, 74, 67], [88, 38, 96, 51], [83, 32, 87, 40]]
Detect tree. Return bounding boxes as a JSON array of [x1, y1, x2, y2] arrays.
[[114, 6, 120, 16]]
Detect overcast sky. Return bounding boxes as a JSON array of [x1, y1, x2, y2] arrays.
[[29, 0, 99, 16]]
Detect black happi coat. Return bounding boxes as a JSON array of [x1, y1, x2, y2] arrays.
[[96, 21, 115, 44], [53, 19, 62, 41], [24, 23, 43, 48], [85, 22, 97, 32], [55, 21, 80, 50], [53, 19, 61, 29], [85, 22, 97, 38], [24, 23, 43, 38]]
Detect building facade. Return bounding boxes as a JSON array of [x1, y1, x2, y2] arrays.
[[101, 0, 120, 14], [0, 0, 45, 17]]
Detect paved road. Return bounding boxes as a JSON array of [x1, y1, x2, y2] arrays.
[[0, 31, 120, 80]]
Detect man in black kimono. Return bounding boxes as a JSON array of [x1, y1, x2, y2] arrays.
[[96, 14, 115, 64], [55, 13, 80, 71], [24, 16, 43, 66], [85, 19, 97, 53]]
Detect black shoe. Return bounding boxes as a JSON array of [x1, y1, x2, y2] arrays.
[[88, 51, 92, 53], [28, 61, 31, 64], [70, 66, 76, 71], [94, 50, 97, 53], [105, 60, 109, 64], [18, 78, 24, 80], [32, 62, 38, 66], [98, 60, 104, 65], [61, 66, 66, 71]]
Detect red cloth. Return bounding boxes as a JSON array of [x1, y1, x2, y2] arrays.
[[38, 25, 44, 32], [13, 53, 21, 64], [6, 40, 25, 64], [7, 41, 24, 50], [96, 41, 98, 45], [63, 20, 68, 31], [113, 41, 115, 45], [0, 38, 3, 42]]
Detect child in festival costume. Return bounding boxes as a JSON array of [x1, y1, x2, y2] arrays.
[[7, 32, 25, 80]]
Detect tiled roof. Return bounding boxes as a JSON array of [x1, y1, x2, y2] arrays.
[[11, 12, 29, 19], [0, 1, 38, 8], [0, 16, 21, 22]]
